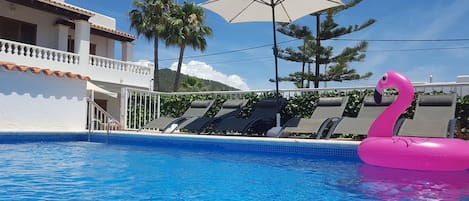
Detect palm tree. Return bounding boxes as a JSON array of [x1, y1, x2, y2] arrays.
[[128, 0, 175, 91], [164, 1, 213, 92]]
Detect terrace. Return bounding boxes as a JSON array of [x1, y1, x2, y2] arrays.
[[85, 82, 469, 140], [0, 38, 153, 88]]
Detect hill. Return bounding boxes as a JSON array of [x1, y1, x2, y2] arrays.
[[157, 69, 239, 92]]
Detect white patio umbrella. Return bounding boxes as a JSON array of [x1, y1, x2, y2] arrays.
[[200, 0, 343, 97], [200, 0, 343, 131]]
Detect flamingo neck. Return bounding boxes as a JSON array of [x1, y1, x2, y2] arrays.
[[368, 85, 414, 138]]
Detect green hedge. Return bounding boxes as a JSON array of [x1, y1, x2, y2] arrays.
[[128, 91, 469, 136]]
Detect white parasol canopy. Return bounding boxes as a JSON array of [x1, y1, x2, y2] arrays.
[[200, 0, 343, 23]]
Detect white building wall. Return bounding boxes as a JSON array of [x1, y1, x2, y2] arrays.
[[0, 1, 60, 49], [89, 13, 116, 29], [0, 69, 88, 131]]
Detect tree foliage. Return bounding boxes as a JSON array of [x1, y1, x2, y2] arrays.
[[128, 0, 175, 91], [164, 1, 213, 92], [273, 0, 375, 88], [179, 77, 208, 92]]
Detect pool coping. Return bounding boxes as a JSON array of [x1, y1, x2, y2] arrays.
[[0, 130, 361, 160], [0, 130, 361, 146], [109, 130, 362, 145]]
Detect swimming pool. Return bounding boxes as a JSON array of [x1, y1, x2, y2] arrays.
[[0, 132, 468, 200]]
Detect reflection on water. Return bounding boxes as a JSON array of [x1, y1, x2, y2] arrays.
[[357, 164, 469, 200]]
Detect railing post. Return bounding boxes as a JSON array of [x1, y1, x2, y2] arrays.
[[120, 87, 128, 130], [87, 99, 92, 141], [106, 117, 110, 144], [157, 94, 161, 119]]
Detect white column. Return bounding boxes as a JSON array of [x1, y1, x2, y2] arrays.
[[121, 41, 133, 61], [57, 24, 69, 51], [74, 20, 90, 69]]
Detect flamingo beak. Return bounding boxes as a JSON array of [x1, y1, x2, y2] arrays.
[[374, 88, 382, 104]]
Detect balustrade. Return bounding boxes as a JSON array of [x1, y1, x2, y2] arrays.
[[89, 55, 152, 76], [0, 39, 79, 65]]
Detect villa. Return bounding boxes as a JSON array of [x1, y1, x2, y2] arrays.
[[1, 1, 469, 199], [1, 0, 469, 134], [0, 0, 153, 130]]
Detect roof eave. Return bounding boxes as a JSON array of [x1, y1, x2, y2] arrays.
[[6, 0, 94, 20]]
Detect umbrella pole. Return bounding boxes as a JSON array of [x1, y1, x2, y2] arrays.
[[270, 2, 279, 99], [270, 1, 281, 128], [315, 14, 321, 89]]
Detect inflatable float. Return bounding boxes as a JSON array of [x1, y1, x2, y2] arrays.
[[358, 71, 469, 171]]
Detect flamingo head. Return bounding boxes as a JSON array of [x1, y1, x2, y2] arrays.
[[374, 71, 414, 104]]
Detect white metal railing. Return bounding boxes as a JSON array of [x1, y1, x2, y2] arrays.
[[0, 39, 79, 64], [87, 98, 120, 135], [90, 55, 152, 76], [120, 82, 469, 130]]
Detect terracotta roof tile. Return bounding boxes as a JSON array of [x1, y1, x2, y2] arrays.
[[91, 23, 136, 41], [37, 0, 95, 17], [0, 61, 90, 81]]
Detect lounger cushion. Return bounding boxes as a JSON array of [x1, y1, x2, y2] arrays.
[[363, 96, 395, 106], [418, 95, 454, 106], [317, 97, 344, 106], [191, 100, 214, 108], [222, 100, 247, 108]]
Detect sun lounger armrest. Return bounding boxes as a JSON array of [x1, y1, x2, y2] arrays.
[[448, 118, 457, 138], [394, 117, 406, 136], [320, 117, 343, 139]]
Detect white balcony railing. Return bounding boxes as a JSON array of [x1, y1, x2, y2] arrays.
[[0, 39, 79, 65], [89, 55, 152, 76], [0, 39, 153, 88]]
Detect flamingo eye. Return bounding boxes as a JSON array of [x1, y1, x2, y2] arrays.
[[382, 75, 387, 82]]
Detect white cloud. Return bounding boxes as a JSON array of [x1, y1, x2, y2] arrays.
[[169, 61, 250, 90]]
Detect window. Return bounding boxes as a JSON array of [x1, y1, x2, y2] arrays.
[[0, 16, 36, 45], [89, 43, 96, 55], [67, 35, 74, 53]]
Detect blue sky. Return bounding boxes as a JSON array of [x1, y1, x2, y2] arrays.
[[67, 0, 469, 90]]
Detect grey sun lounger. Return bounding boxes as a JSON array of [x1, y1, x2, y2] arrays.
[[325, 95, 396, 139], [278, 96, 349, 138], [213, 98, 286, 135], [139, 100, 214, 132], [179, 99, 248, 133], [396, 94, 457, 138]]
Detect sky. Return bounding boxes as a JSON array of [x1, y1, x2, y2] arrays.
[[67, 0, 469, 90]]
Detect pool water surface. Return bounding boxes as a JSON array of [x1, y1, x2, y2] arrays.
[[0, 139, 468, 200]]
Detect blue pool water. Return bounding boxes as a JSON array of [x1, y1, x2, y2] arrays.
[[0, 133, 468, 200]]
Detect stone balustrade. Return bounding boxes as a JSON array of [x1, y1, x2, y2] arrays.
[[0, 39, 79, 65], [89, 55, 152, 76], [0, 39, 153, 88]]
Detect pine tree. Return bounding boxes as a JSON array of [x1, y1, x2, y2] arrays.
[[273, 0, 375, 88]]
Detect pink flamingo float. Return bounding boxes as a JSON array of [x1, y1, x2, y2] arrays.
[[358, 71, 469, 171]]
